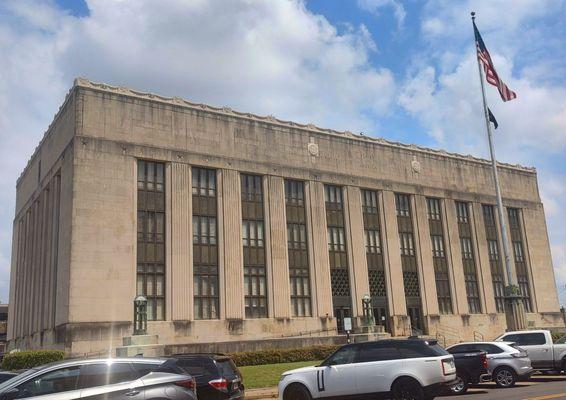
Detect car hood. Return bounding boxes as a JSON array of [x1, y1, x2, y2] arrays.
[[282, 366, 319, 376]]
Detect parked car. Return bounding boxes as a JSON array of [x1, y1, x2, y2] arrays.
[[0, 357, 197, 399], [279, 339, 457, 400], [447, 341, 532, 388], [0, 372, 17, 384], [171, 353, 244, 400], [495, 330, 566, 372], [444, 349, 489, 394]]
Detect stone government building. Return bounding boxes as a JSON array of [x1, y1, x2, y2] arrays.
[[7, 78, 563, 356]]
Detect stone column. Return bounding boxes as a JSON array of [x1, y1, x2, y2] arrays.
[[414, 195, 438, 316], [381, 190, 407, 335], [471, 202, 497, 314], [170, 163, 192, 320], [344, 186, 369, 320], [522, 205, 559, 313], [266, 176, 292, 319], [307, 181, 333, 318], [219, 169, 245, 320], [7, 219, 19, 341], [444, 199, 469, 315]]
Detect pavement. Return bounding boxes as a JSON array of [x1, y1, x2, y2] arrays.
[[246, 374, 566, 400]]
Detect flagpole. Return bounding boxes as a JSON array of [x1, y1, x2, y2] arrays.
[[471, 12, 526, 330]]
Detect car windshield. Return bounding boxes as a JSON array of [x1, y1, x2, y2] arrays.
[[0, 368, 39, 391], [555, 335, 566, 344]]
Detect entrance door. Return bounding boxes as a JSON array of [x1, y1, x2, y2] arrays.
[[334, 307, 351, 333], [407, 307, 423, 333], [372, 306, 389, 332]]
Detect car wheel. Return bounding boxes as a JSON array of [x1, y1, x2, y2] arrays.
[[283, 383, 312, 400], [494, 367, 517, 388], [449, 373, 469, 395], [391, 377, 425, 400]]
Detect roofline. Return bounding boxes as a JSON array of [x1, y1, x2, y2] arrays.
[[73, 77, 536, 174], [16, 76, 538, 187]]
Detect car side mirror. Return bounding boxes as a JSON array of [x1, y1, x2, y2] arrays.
[[3, 388, 20, 400]]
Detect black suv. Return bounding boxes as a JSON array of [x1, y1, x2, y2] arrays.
[[172, 353, 244, 400]]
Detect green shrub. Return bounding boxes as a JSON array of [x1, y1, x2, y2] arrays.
[[229, 345, 340, 367], [1, 350, 65, 371]]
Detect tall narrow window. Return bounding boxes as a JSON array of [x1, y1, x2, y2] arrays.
[[241, 174, 267, 318], [456, 201, 481, 314], [426, 198, 453, 314], [395, 193, 423, 331], [285, 180, 311, 317], [325, 185, 351, 331], [192, 167, 219, 319], [483, 204, 505, 313], [508, 208, 532, 312], [362, 189, 388, 330], [137, 160, 165, 321]]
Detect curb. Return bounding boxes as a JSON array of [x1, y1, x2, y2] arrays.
[[246, 387, 278, 399]]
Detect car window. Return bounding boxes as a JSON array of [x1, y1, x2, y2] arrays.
[[485, 344, 504, 354], [356, 343, 400, 363], [78, 362, 138, 389], [397, 341, 448, 358], [216, 359, 238, 378], [132, 362, 161, 378], [178, 358, 217, 377], [16, 366, 80, 398], [448, 344, 473, 353], [324, 346, 358, 366], [502, 333, 546, 346]]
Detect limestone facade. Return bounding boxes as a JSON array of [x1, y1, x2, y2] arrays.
[[7, 78, 563, 356]]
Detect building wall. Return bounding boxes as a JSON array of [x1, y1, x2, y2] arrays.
[[7, 80, 563, 355]]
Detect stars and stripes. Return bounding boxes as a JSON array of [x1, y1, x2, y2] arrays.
[[473, 21, 517, 102]]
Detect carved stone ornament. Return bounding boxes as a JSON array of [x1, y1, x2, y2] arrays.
[[308, 143, 319, 157], [411, 158, 421, 174]]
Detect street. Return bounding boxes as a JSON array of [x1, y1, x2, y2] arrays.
[[449, 375, 566, 400]]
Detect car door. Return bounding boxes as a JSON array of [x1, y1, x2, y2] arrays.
[[13, 366, 81, 399], [317, 345, 358, 397], [354, 342, 400, 395], [501, 333, 550, 368], [78, 362, 144, 400]]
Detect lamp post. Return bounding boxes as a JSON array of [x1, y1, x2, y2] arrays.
[[133, 295, 148, 336]]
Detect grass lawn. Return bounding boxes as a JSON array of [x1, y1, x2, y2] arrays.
[[240, 360, 321, 389]]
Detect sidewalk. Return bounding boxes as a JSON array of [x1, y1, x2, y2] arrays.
[[246, 387, 278, 399]]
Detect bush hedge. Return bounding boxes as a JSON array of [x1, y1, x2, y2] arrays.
[[1, 350, 65, 371], [229, 345, 340, 367]]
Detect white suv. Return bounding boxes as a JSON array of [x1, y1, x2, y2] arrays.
[[279, 339, 456, 400]]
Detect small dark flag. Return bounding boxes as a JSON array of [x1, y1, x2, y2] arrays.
[[488, 108, 498, 129]]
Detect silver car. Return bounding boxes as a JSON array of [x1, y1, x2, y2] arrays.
[[0, 357, 197, 399], [447, 341, 533, 388]]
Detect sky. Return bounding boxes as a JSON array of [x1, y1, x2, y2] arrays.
[[0, 0, 565, 306]]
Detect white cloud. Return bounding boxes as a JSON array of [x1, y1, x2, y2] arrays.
[[0, 0, 397, 302], [357, 0, 406, 29]]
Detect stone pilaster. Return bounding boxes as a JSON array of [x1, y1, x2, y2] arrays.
[[219, 169, 245, 320], [444, 199, 469, 315], [170, 163, 192, 320], [522, 205, 559, 313], [472, 202, 497, 314], [307, 181, 333, 318], [266, 176, 292, 319], [414, 195, 438, 316], [381, 191, 407, 321], [344, 186, 369, 319]]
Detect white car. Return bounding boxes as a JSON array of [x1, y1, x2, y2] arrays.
[[278, 339, 457, 400]]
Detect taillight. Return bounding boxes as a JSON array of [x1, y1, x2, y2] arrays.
[[175, 378, 197, 392], [481, 353, 488, 369], [209, 378, 229, 391]]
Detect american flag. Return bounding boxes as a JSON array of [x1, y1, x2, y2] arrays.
[[474, 21, 517, 102]]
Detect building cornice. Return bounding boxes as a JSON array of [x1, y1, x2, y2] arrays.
[[18, 77, 537, 185]]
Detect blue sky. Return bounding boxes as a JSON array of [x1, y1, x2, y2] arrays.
[[0, 0, 565, 306]]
